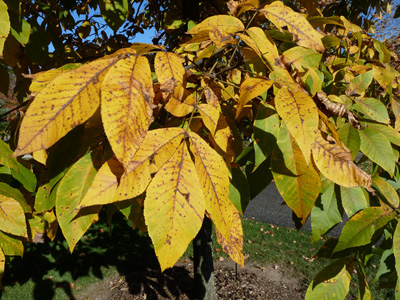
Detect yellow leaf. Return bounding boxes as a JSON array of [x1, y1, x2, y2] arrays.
[[215, 211, 244, 267], [209, 27, 236, 50], [116, 128, 186, 201], [188, 15, 244, 35], [275, 87, 318, 164], [245, 27, 279, 68], [14, 48, 136, 156], [78, 157, 124, 208], [188, 132, 237, 241], [0, 195, 27, 238], [155, 52, 185, 94], [261, 2, 324, 52], [236, 78, 273, 119], [198, 104, 234, 156], [130, 42, 165, 54], [312, 133, 373, 191], [145, 142, 205, 271], [32, 149, 47, 165], [101, 55, 153, 168], [237, 0, 259, 16], [165, 89, 196, 117], [29, 63, 82, 94], [0, 246, 4, 290]]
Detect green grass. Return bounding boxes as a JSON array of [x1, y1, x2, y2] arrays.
[[0, 214, 395, 299]]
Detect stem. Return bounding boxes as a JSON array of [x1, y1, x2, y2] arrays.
[[193, 216, 218, 300]]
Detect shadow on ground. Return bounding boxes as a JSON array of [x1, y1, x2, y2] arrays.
[[0, 211, 192, 300]]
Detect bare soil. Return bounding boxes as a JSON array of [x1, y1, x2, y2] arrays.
[[76, 261, 305, 300]]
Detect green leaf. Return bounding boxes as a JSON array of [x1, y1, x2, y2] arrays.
[[334, 207, 396, 253], [10, 163, 37, 193], [337, 123, 360, 160], [311, 183, 342, 242], [99, 0, 129, 31], [34, 182, 55, 213], [355, 262, 372, 300], [282, 46, 322, 72], [359, 127, 396, 176], [271, 122, 320, 224], [9, 12, 30, 46], [56, 152, 102, 252], [364, 122, 400, 147], [0, 182, 31, 213], [340, 186, 368, 218], [0, 194, 27, 237], [229, 168, 250, 216], [306, 259, 352, 300], [373, 176, 399, 208], [346, 70, 374, 97], [394, 223, 400, 297], [253, 102, 279, 167], [114, 197, 146, 233], [353, 98, 389, 124], [0, 0, 10, 57], [24, 20, 48, 65]]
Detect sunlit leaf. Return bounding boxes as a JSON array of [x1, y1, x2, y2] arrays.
[[272, 122, 320, 224], [282, 46, 322, 72], [101, 54, 153, 168], [394, 223, 400, 298], [0, 247, 4, 290], [312, 133, 372, 191], [188, 132, 237, 242], [0, 183, 31, 213], [145, 142, 205, 271], [0, 230, 23, 256], [353, 98, 389, 124], [306, 260, 351, 300], [0, 0, 10, 57], [275, 87, 318, 164], [215, 211, 244, 267], [334, 207, 396, 252], [165, 90, 196, 117], [198, 104, 233, 155], [0, 195, 27, 237], [116, 128, 186, 201], [188, 15, 244, 35], [14, 48, 136, 156], [373, 176, 399, 208], [56, 152, 102, 252], [346, 70, 374, 97], [245, 27, 279, 68], [235, 78, 273, 119], [261, 2, 324, 52]]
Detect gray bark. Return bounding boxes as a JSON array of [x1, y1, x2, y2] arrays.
[[193, 216, 218, 300]]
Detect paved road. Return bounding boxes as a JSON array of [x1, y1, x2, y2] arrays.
[[244, 182, 346, 237]]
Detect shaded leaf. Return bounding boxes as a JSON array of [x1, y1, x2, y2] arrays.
[[0, 230, 23, 256], [312, 133, 372, 191], [346, 70, 374, 97], [340, 186, 368, 218], [353, 98, 389, 124], [311, 182, 342, 241], [99, 0, 129, 31], [101, 55, 153, 168], [359, 127, 396, 176], [0, 183, 31, 213], [337, 123, 360, 160], [334, 207, 396, 252], [275, 87, 318, 164], [115, 197, 146, 233], [229, 168, 250, 215], [0, 195, 27, 237], [78, 157, 124, 208], [145, 142, 205, 271], [272, 122, 320, 224], [394, 223, 400, 298], [56, 152, 102, 252]]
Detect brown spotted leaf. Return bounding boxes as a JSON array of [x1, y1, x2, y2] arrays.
[[14, 48, 136, 156], [312, 132, 373, 191], [155, 52, 185, 94], [188, 132, 238, 242], [101, 55, 153, 168], [144, 142, 205, 271], [261, 2, 324, 52], [116, 128, 186, 201]]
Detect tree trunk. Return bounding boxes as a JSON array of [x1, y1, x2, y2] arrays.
[[193, 216, 218, 300]]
